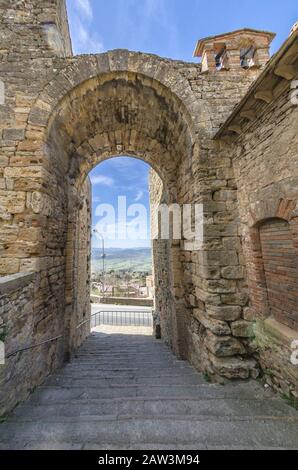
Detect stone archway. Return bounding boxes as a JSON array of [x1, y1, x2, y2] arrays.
[[37, 59, 201, 360], [0, 48, 261, 404]]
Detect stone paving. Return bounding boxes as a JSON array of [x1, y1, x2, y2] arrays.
[[0, 326, 297, 450]]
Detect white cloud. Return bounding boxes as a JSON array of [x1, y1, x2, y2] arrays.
[[94, 216, 149, 244], [69, 0, 105, 55], [75, 0, 93, 20], [115, 0, 178, 56], [73, 18, 104, 54], [134, 190, 144, 202], [77, 21, 89, 43], [90, 175, 114, 187]]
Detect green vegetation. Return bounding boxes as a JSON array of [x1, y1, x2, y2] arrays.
[[0, 327, 7, 343], [282, 394, 298, 411], [92, 247, 152, 274], [264, 368, 275, 378], [203, 372, 212, 383]]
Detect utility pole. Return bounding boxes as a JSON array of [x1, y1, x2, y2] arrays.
[[93, 230, 105, 299]]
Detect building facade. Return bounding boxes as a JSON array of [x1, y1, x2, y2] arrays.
[[0, 1, 297, 415]]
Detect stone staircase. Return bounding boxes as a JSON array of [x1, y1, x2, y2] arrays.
[[0, 327, 297, 450]]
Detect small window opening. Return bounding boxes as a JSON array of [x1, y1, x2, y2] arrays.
[[215, 46, 229, 70], [240, 46, 256, 69]]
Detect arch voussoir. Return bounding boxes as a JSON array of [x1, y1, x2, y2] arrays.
[[27, 50, 207, 143]]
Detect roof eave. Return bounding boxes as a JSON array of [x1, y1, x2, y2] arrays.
[[214, 28, 298, 140]]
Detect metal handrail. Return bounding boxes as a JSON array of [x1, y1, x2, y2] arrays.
[[76, 311, 103, 329], [5, 334, 64, 359], [91, 309, 153, 328], [76, 317, 93, 330], [3, 309, 153, 359]]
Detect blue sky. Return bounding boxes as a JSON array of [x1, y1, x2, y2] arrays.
[[66, 0, 297, 249], [90, 157, 151, 249], [66, 0, 297, 59]]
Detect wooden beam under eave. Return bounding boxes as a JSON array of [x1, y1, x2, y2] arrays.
[[219, 133, 235, 144], [274, 64, 297, 80], [254, 89, 273, 103], [240, 109, 257, 121], [227, 124, 242, 134]]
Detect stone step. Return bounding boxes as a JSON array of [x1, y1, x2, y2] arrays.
[[0, 440, 290, 451], [10, 397, 297, 421], [73, 353, 172, 363], [0, 441, 209, 451], [44, 374, 206, 387], [77, 344, 168, 351], [76, 344, 170, 350], [86, 339, 156, 345], [52, 369, 198, 379], [55, 371, 196, 380], [26, 383, 275, 403], [1, 417, 297, 449], [1, 327, 296, 451], [60, 363, 194, 377], [65, 363, 185, 370], [73, 353, 174, 359], [67, 360, 187, 367]]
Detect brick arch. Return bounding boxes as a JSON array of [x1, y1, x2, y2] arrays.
[[258, 218, 298, 330], [248, 197, 297, 227], [245, 198, 298, 330]]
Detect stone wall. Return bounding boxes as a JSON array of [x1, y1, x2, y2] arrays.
[[0, 273, 64, 416], [232, 85, 298, 396], [217, 28, 298, 396], [149, 168, 177, 348], [70, 177, 92, 351], [0, 0, 72, 58], [1, 0, 296, 414], [0, 1, 74, 396]]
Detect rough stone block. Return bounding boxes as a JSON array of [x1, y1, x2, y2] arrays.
[[231, 320, 254, 338], [243, 307, 255, 321], [221, 266, 244, 279], [204, 279, 236, 294], [206, 305, 242, 321], [0, 190, 26, 215], [195, 288, 221, 306], [193, 309, 231, 336], [221, 293, 249, 306], [213, 190, 237, 201], [0, 259, 20, 275], [209, 355, 259, 380], [205, 331, 246, 357], [3, 128, 25, 141]]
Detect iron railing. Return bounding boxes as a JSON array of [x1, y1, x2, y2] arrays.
[[5, 335, 64, 359], [91, 310, 153, 328], [2, 310, 153, 359]]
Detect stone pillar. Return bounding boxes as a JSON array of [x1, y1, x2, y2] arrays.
[[0, 0, 73, 276], [0, 0, 72, 59], [201, 47, 216, 73]]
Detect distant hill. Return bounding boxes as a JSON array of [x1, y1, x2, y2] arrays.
[[91, 247, 152, 273]]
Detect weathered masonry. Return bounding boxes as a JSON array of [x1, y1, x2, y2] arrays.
[[0, 1, 297, 416]]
